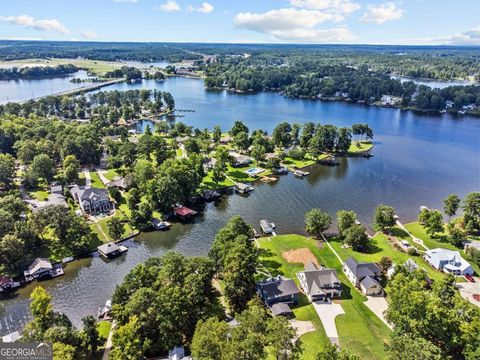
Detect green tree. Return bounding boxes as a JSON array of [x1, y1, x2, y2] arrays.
[[463, 192, 480, 233], [378, 256, 393, 271], [53, 343, 76, 360], [316, 343, 359, 360], [418, 208, 431, 225], [0, 234, 27, 274], [343, 224, 369, 252], [305, 209, 332, 239], [443, 194, 460, 221], [30, 153, 56, 184], [63, 155, 80, 184], [107, 218, 124, 241], [424, 210, 444, 237], [212, 125, 222, 144], [373, 204, 396, 232], [230, 120, 249, 137], [272, 122, 292, 148], [250, 144, 266, 164], [387, 334, 442, 360], [336, 210, 357, 237], [0, 153, 16, 188], [446, 223, 465, 247], [81, 315, 102, 356], [110, 316, 146, 360], [234, 131, 250, 152], [212, 162, 226, 185]]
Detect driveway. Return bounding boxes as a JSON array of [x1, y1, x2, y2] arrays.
[[364, 296, 392, 329], [289, 319, 315, 338], [456, 282, 480, 308], [83, 169, 91, 187], [312, 301, 344, 345]]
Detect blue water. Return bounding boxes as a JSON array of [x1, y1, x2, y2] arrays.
[[0, 76, 478, 334]]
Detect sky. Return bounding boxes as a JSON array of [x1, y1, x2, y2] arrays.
[[0, 0, 479, 45]]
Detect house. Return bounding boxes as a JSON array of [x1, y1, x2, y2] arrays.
[[0, 275, 14, 291], [231, 153, 252, 167], [343, 257, 383, 296], [24, 258, 53, 280], [256, 276, 299, 305], [423, 248, 474, 275], [297, 261, 342, 302], [31, 184, 67, 212], [106, 176, 127, 190], [270, 302, 293, 317], [71, 185, 113, 214]]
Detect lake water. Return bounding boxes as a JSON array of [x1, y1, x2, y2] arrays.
[[0, 70, 93, 104], [0, 77, 479, 335]]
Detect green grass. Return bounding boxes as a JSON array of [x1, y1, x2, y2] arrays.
[[282, 156, 316, 169], [0, 58, 124, 75], [97, 321, 112, 341], [90, 171, 105, 188], [29, 186, 49, 201], [104, 169, 119, 181], [348, 141, 373, 154], [258, 235, 391, 359], [201, 170, 236, 190]]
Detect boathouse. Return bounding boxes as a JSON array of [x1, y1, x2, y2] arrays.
[[24, 258, 53, 281], [260, 219, 275, 234], [98, 242, 123, 259], [173, 205, 197, 219]]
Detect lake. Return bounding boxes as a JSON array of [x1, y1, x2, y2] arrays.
[[0, 76, 478, 335], [0, 70, 93, 104]]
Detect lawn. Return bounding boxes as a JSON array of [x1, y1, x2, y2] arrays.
[[0, 58, 124, 75], [201, 170, 236, 190], [348, 141, 373, 154], [257, 235, 391, 359], [29, 186, 49, 201], [90, 171, 105, 188], [282, 155, 317, 169], [104, 169, 120, 181], [97, 321, 112, 341]]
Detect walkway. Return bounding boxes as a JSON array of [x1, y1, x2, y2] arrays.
[[364, 297, 392, 329], [395, 219, 429, 250], [289, 319, 315, 338], [320, 234, 344, 265], [102, 320, 116, 360], [312, 301, 345, 345], [83, 169, 91, 187], [96, 169, 111, 186]]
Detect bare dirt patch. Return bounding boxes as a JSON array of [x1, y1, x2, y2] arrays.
[[282, 248, 319, 266]]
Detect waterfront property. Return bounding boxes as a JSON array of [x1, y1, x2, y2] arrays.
[[71, 185, 114, 214], [297, 261, 342, 302], [423, 248, 474, 276], [343, 257, 383, 296], [235, 182, 254, 194], [97, 242, 128, 259], [173, 205, 197, 220], [256, 276, 300, 306], [260, 219, 276, 235], [24, 258, 52, 281]]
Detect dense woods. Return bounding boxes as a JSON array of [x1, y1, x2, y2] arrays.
[[0, 64, 79, 80]]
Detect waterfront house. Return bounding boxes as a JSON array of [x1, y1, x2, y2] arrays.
[[297, 261, 342, 302], [343, 257, 383, 296], [71, 185, 113, 215], [256, 276, 300, 306], [98, 242, 128, 259], [24, 258, 53, 281], [423, 248, 474, 276]]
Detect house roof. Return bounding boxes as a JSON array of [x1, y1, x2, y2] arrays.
[[360, 275, 381, 290], [98, 242, 120, 255], [71, 186, 109, 203], [425, 248, 472, 271], [106, 177, 126, 189], [344, 257, 381, 279], [0, 275, 13, 287], [298, 263, 341, 297], [270, 302, 292, 316], [174, 206, 195, 217], [257, 277, 299, 300], [29, 258, 52, 273]]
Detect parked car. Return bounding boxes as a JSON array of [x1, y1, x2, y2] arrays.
[[465, 274, 475, 283]]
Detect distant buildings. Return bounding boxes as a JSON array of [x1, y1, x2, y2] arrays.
[[297, 261, 342, 302], [423, 248, 474, 276], [343, 257, 383, 296], [71, 185, 113, 214]]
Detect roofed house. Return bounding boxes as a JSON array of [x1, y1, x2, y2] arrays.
[[424, 248, 474, 276], [24, 258, 53, 281], [231, 153, 252, 167], [256, 276, 299, 306], [71, 185, 113, 214], [343, 257, 383, 296], [297, 261, 342, 302], [270, 302, 293, 317]]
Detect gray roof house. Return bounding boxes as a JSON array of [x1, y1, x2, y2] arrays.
[[71, 185, 113, 214], [24, 258, 52, 280], [257, 276, 299, 306], [297, 261, 342, 302], [424, 248, 474, 276], [343, 257, 383, 296]]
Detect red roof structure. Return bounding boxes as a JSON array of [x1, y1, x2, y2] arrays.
[[174, 206, 196, 218], [0, 275, 13, 287]]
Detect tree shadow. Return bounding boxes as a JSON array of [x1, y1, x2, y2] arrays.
[[258, 248, 283, 276], [390, 227, 410, 238], [339, 282, 353, 300]]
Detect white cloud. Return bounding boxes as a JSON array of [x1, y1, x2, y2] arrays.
[[0, 14, 69, 34], [188, 2, 214, 13], [2, 36, 43, 41], [157, 0, 181, 12], [406, 26, 480, 45], [234, 8, 354, 43], [290, 0, 360, 14], [82, 31, 98, 40], [361, 2, 403, 24]]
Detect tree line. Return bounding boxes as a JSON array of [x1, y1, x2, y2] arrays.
[[0, 64, 79, 80]]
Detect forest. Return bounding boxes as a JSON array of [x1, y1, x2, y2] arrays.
[[0, 64, 79, 80]]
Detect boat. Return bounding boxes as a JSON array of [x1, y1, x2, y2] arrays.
[[362, 151, 373, 158], [98, 299, 112, 319], [260, 219, 276, 234], [62, 256, 74, 264]]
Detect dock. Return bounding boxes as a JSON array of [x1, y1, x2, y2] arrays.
[[260, 219, 277, 236], [235, 182, 254, 194], [98, 242, 128, 259], [292, 169, 309, 177], [151, 218, 172, 230]]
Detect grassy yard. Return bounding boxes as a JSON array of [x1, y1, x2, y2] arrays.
[[0, 58, 124, 75], [97, 321, 112, 341], [348, 141, 373, 154], [29, 186, 49, 201], [257, 235, 391, 359], [201, 170, 236, 190], [104, 169, 120, 181], [90, 171, 106, 188]]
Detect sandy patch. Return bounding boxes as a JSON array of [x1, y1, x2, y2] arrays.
[[282, 248, 319, 267]]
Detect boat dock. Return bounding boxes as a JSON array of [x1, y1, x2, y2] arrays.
[[292, 169, 309, 177], [260, 219, 277, 236]]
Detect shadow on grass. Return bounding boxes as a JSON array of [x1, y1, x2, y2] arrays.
[[390, 227, 410, 238], [339, 281, 354, 300], [258, 248, 283, 276], [364, 238, 382, 254]]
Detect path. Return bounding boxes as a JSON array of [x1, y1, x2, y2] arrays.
[[312, 301, 345, 345], [83, 169, 91, 187], [395, 219, 429, 250], [289, 319, 315, 338], [364, 297, 392, 329], [320, 234, 344, 265], [102, 320, 116, 360], [96, 169, 111, 186]]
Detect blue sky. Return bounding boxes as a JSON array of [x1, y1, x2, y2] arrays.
[[0, 0, 479, 45]]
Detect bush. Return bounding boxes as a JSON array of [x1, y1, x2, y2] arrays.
[[406, 247, 418, 256], [287, 148, 305, 160]]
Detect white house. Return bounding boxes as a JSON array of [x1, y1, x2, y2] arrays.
[[423, 248, 474, 276], [297, 261, 342, 302]]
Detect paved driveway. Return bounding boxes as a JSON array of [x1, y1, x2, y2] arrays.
[[456, 282, 480, 308], [289, 319, 315, 338], [312, 301, 345, 345], [364, 296, 392, 329]]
